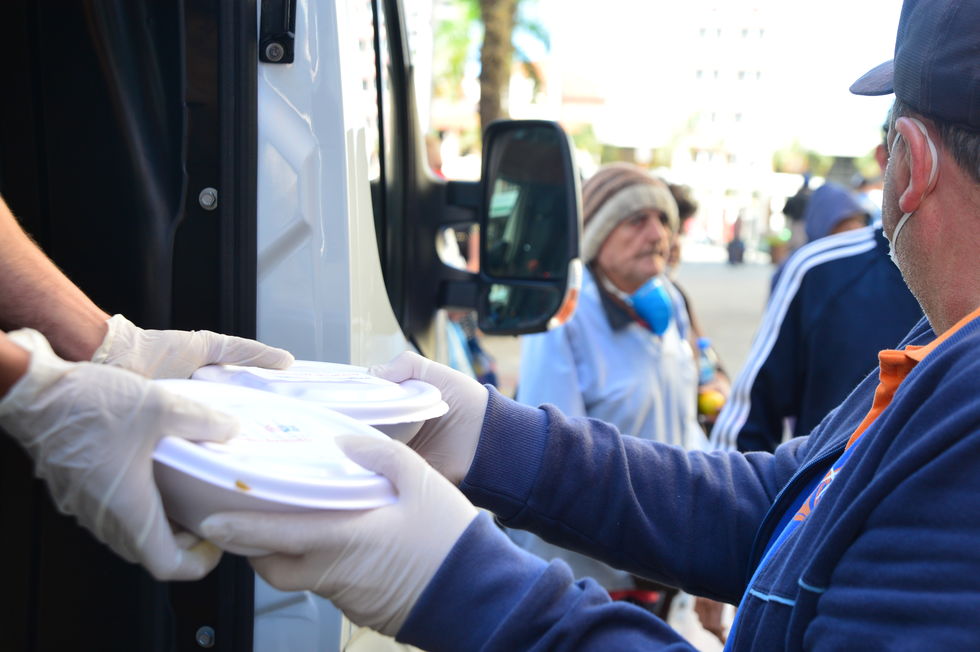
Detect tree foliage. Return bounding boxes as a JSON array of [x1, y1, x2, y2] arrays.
[[434, 0, 549, 134], [772, 140, 832, 176]]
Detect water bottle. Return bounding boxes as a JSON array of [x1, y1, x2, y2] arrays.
[[696, 338, 725, 429], [697, 337, 718, 385]]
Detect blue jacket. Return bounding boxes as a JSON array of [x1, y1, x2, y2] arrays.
[[711, 227, 923, 452], [397, 314, 980, 650], [802, 182, 869, 243]]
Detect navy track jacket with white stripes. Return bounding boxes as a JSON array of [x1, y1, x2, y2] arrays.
[[711, 226, 923, 452]]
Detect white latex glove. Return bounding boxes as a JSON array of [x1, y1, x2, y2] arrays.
[[0, 328, 238, 580], [201, 435, 479, 636], [368, 351, 488, 484], [91, 314, 293, 379]]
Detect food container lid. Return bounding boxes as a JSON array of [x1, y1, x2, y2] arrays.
[[192, 360, 449, 426], [152, 379, 396, 510]]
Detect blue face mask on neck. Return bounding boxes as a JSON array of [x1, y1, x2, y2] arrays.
[[628, 277, 673, 335]]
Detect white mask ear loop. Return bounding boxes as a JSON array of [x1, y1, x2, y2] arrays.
[[890, 117, 938, 248], [909, 117, 939, 188]]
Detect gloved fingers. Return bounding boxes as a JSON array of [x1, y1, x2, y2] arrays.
[[158, 390, 240, 443], [200, 331, 294, 370], [335, 434, 419, 486], [159, 538, 224, 581], [173, 528, 205, 551], [89, 314, 133, 365], [0, 330, 73, 415], [201, 510, 353, 557], [94, 480, 222, 581], [367, 351, 428, 383], [5, 327, 56, 358], [249, 553, 328, 593], [139, 510, 224, 581], [93, 314, 294, 377]]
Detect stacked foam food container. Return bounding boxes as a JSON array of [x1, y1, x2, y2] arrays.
[[152, 361, 448, 552]]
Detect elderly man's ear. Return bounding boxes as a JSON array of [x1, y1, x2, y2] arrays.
[[894, 117, 939, 215]]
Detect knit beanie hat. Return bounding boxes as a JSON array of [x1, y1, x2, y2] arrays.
[[581, 163, 679, 263]]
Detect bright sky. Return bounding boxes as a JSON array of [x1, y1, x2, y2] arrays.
[[529, 0, 904, 156]]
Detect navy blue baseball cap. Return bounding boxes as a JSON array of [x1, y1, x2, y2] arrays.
[[850, 0, 980, 130]]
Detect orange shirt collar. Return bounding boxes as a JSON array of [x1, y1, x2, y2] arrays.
[[844, 305, 980, 450]]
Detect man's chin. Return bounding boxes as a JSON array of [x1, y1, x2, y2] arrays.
[[645, 258, 666, 278]]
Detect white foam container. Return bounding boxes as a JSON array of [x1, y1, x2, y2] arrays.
[[152, 379, 396, 555], [192, 360, 449, 442]]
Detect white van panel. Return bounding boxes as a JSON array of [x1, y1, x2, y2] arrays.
[[252, 1, 412, 650], [256, 0, 406, 367]]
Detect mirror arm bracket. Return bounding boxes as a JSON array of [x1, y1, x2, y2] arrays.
[[441, 181, 481, 226], [439, 274, 479, 310]]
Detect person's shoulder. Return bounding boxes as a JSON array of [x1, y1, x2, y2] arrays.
[[771, 227, 879, 301], [900, 315, 980, 417], [927, 314, 980, 365], [786, 227, 878, 271], [661, 276, 687, 305], [893, 317, 980, 446]]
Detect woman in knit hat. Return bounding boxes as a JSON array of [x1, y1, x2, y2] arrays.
[[510, 162, 708, 615]]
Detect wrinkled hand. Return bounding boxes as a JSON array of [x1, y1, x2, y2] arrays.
[[0, 329, 238, 580], [91, 314, 293, 379], [201, 435, 479, 636], [368, 351, 488, 484]]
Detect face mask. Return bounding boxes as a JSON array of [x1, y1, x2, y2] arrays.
[[887, 117, 939, 265], [628, 277, 673, 335]]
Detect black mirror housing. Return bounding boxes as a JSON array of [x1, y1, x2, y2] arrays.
[[476, 120, 581, 334], [426, 120, 581, 336]]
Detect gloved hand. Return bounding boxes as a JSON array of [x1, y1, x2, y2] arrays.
[[91, 314, 293, 379], [0, 328, 239, 580], [201, 435, 479, 636], [369, 351, 488, 484]]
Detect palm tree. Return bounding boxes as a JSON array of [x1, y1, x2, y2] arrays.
[[434, 0, 549, 134], [476, 0, 518, 130]]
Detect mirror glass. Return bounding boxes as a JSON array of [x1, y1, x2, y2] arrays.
[[480, 283, 565, 333], [482, 125, 574, 281]]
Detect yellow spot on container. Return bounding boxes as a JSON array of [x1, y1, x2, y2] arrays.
[[235, 480, 251, 491]]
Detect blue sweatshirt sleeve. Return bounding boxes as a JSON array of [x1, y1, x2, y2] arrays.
[[398, 513, 698, 651], [460, 389, 810, 603]]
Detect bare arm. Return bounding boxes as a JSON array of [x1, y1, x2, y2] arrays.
[[0, 195, 110, 361]]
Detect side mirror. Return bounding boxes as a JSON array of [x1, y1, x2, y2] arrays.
[[476, 120, 582, 334]]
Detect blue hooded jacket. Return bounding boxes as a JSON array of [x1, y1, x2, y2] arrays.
[[802, 182, 869, 243], [710, 227, 923, 452]]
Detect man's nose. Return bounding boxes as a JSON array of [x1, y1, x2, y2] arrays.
[[644, 217, 667, 241]]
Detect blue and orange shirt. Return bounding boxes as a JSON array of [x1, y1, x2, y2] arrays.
[[726, 305, 980, 649]]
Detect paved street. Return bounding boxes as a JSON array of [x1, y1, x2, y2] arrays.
[[673, 243, 773, 376], [483, 243, 774, 398]]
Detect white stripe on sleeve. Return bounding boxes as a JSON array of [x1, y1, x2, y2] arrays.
[[710, 228, 877, 451]]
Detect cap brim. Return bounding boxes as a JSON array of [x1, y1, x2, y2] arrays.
[[850, 59, 894, 96]]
